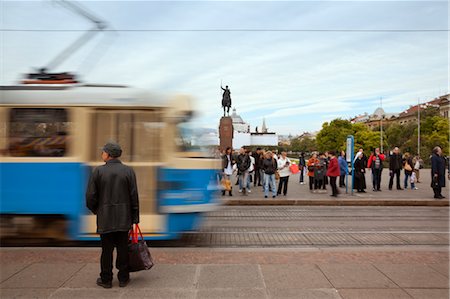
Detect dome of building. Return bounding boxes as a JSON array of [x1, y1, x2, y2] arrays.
[[373, 107, 385, 117]]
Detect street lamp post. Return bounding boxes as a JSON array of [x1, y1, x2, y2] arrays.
[[417, 98, 421, 156]]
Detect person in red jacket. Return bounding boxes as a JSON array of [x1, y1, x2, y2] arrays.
[[367, 148, 385, 192], [326, 151, 340, 197]]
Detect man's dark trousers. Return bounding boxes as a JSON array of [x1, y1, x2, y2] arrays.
[[100, 231, 129, 283], [388, 169, 401, 189]]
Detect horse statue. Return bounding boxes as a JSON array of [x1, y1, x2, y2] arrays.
[[221, 85, 232, 117]]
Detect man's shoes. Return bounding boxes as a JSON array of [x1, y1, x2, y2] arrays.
[[96, 278, 112, 289], [272, 195, 276, 198], [397, 188, 404, 190], [264, 195, 268, 198], [119, 279, 130, 288]]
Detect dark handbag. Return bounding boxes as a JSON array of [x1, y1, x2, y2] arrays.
[[128, 224, 154, 272], [431, 176, 439, 188]]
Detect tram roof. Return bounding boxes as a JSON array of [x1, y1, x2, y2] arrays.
[[0, 84, 175, 108]]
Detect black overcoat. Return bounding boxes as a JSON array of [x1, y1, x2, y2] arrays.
[[86, 159, 140, 234]]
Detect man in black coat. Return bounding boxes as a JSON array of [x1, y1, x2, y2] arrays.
[[431, 146, 446, 199], [236, 147, 251, 195], [86, 142, 140, 288], [388, 147, 403, 190]]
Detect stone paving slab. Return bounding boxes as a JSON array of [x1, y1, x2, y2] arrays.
[[260, 264, 332, 289], [373, 263, 449, 288], [337, 288, 412, 299], [404, 288, 450, 299], [49, 288, 124, 299], [428, 263, 450, 277], [197, 264, 264, 289], [196, 288, 267, 299], [268, 288, 342, 299], [0, 288, 57, 299], [0, 263, 32, 283], [317, 264, 398, 289], [124, 288, 196, 299], [0, 263, 84, 289]]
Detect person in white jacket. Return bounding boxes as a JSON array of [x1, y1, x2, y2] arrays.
[[277, 151, 291, 196]]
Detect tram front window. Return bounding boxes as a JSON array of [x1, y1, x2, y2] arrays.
[[176, 122, 214, 155], [9, 108, 70, 157]]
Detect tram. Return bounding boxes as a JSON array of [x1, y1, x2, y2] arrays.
[[0, 80, 221, 241]]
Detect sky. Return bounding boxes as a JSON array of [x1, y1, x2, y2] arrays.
[[1, 0, 448, 135]]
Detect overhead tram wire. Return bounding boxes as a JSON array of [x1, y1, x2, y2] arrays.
[[2, 29, 448, 32]]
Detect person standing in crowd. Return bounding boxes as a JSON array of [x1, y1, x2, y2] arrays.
[[307, 153, 318, 192], [326, 151, 340, 197], [236, 147, 251, 195], [277, 151, 291, 196], [247, 150, 255, 193], [410, 171, 418, 190], [354, 149, 367, 193], [388, 147, 403, 190], [338, 150, 348, 187], [314, 153, 326, 190], [86, 142, 139, 288], [262, 151, 277, 198], [253, 148, 263, 187], [367, 148, 385, 192], [413, 155, 423, 183], [221, 147, 234, 196], [403, 152, 413, 189], [322, 152, 329, 190], [431, 146, 446, 199], [298, 152, 306, 184]]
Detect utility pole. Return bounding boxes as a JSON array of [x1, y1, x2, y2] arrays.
[[417, 98, 421, 156], [380, 97, 384, 152]]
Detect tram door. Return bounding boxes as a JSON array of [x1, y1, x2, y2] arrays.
[[81, 108, 166, 237]]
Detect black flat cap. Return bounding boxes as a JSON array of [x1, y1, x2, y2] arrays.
[[102, 142, 122, 158]]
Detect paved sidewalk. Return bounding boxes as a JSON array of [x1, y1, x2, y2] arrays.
[[223, 170, 449, 206], [1, 248, 448, 298]]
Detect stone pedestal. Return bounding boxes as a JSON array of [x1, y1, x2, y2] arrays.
[[219, 117, 233, 151]]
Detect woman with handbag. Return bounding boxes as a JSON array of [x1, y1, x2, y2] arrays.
[[277, 151, 291, 196], [403, 152, 413, 189]]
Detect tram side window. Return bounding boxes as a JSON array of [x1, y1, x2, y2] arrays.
[[9, 108, 69, 157]]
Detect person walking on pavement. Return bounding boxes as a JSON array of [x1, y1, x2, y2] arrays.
[[86, 142, 139, 289], [326, 151, 340, 197], [277, 151, 291, 196], [431, 146, 446, 199], [298, 152, 306, 184], [307, 153, 318, 192], [262, 151, 277, 198], [222, 147, 235, 196], [236, 147, 251, 195], [403, 152, 414, 189], [338, 150, 348, 187], [388, 147, 403, 190], [367, 148, 385, 192]]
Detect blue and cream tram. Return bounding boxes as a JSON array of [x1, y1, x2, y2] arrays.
[[0, 82, 220, 241]]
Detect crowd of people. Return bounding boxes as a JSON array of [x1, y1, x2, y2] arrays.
[[219, 145, 447, 200]]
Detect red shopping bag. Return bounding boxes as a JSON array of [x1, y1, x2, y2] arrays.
[[289, 163, 299, 174], [128, 224, 154, 272]]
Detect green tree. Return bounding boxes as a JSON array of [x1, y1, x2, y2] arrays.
[[316, 119, 352, 152], [291, 136, 317, 153]]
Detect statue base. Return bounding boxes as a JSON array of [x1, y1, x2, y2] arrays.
[[219, 116, 233, 151]]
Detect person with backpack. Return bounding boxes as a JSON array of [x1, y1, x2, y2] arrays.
[[367, 148, 385, 192], [236, 147, 251, 195]]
